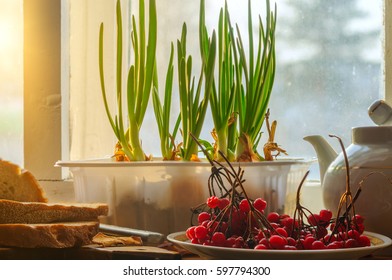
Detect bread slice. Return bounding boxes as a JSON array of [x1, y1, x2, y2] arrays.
[[0, 199, 109, 224], [0, 160, 47, 202], [0, 221, 99, 248]]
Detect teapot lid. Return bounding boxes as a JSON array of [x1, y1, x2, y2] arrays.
[[352, 126, 392, 144], [368, 100, 392, 125]]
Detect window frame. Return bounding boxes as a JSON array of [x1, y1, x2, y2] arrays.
[[385, 0, 392, 105], [23, 0, 391, 195], [24, 0, 62, 180]]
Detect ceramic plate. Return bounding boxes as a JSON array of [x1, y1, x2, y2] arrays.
[[167, 231, 392, 260]]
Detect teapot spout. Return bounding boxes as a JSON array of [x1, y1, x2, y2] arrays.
[[303, 135, 338, 184]]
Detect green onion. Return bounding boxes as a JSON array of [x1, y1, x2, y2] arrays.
[[177, 21, 217, 161], [234, 0, 277, 161], [99, 0, 157, 161], [200, 0, 237, 161], [99, 0, 277, 162], [152, 42, 181, 160], [199, 0, 277, 162]]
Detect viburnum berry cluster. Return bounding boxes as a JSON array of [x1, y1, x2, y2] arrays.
[[186, 194, 370, 250], [186, 134, 371, 251]]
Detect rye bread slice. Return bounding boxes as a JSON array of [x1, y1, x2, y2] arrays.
[[0, 199, 108, 224], [0, 221, 99, 248], [0, 160, 47, 203]]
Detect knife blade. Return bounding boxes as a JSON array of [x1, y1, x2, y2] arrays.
[[99, 223, 165, 245]]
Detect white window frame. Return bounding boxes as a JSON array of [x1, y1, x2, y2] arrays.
[[384, 0, 392, 105], [24, 0, 62, 180], [23, 0, 69, 200], [23, 0, 392, 200]]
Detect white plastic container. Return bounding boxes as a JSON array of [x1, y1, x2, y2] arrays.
[[56, 158, 313, 236]]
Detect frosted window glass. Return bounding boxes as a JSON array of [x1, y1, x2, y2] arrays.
[[68, 0, 382, 166], [0, 0, 23, 166]]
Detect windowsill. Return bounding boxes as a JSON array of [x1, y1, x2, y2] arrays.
[[39, 180, 75, 203]]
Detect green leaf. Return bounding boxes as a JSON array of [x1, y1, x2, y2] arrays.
[[99, 0, 158, 161], [99, 23, 118, 139]]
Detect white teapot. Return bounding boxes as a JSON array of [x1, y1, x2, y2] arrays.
[[304, 100, 392, 252]]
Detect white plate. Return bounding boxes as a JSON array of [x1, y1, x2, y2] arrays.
[[167, 231, 392, 260]]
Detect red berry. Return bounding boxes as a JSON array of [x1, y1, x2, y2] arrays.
[[304, 233, 313, 239], [197, 212, 211, 224], [239, 199, 251, 213], [331, 222, 347, 233], [348, 229, 360, 240], [281, 217, 294, 228], [206, 196, 220, 209], [353, 214, 365, 224], [203, 240, 212, 246], [198, 235, 209, 244], [211, 232, 226, 247], [336, 232, 348, 241], [326, 241, 340, 249], [324, 233, 336, 242], [311, 240, 326, 250], [233, 236, 246, 248], [269, 235, 287, 249], [303, 236, 316, 249], [275, 227, 288, 238], [194, 225, 208, 239], [253, 198, 267, 212], [353, 223, 365, 234], [284, 226, 293, 237], [316, 227, 328, 239], [319, 209, 333, 223], [207, 220, 219, 233], [201, 220, 209, 228], [220, 221, 228, 233], [284, 245, 297, 250], [191, 238, 199, 244], [259, 238, 269, 247], [225, 237, 236, 247], [254, 244, 268, 250], [297, 238, 305, 250], [280, 214, 290, 220], [332, 240, 344, 248], [345, 238, 358, 248], [358, 235, 371, 247], [186, 226, 196, 239], [270, 222, 279, 229], [267, 212, 280, 223], [308, 214, 320, 226], [287, 237, 297, 246], [218, 198, 230, 210], [256, 230, 265, 241]]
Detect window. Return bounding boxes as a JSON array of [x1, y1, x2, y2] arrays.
[[17, 0, 391, 184], [0, 0, 23, 166], [272, 0, 382, 157], [67, 0, 131, 161], [67, 0, 384, 165]]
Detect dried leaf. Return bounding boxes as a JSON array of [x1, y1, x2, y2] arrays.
[[92, 232, 143, 247]]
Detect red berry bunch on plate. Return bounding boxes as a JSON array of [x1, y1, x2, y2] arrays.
[[186, 193, 370, 250], [187, 134, 371, 250]]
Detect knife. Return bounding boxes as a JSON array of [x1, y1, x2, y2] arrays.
[[99, 224, 165, 245]]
